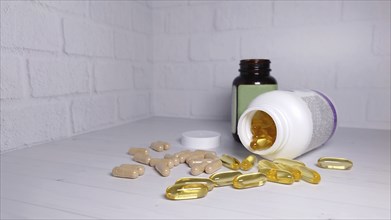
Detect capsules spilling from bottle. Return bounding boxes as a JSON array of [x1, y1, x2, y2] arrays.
[[165, 156, 354, 200], [112, 141, 353, 200]]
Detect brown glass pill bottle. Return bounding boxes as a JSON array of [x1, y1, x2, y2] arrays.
[[232, 59, 277, 142]]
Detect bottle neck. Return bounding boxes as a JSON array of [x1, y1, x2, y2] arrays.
[[239, 59, 271, 78], [239, 70, 270, 78]]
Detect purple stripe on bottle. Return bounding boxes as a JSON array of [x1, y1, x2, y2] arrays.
[[313, 90, 338, 141]]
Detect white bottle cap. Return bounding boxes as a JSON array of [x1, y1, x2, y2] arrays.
[[181, 130, 221, 149]]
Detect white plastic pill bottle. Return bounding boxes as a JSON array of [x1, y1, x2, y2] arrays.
[[237, 90, 337, 160]]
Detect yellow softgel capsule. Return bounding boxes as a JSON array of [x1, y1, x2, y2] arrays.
[[259, 168, 294, 185], [317, 157, 353, 170], [165, 183, 208, 200], [240, 155, 258, 171], [274, 163, 301, 181], [175, 177, 215, 191], [258, 159, 278, 169], [273, 158, 306, 167], [209, 171, 242, 186], [294, 166, 321, 184], [233, 173, 267, 189], [220, 154, 240, 170]]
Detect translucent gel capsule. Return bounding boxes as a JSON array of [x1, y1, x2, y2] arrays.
[[240, 155, 258, 171], [317, 157, 353, 170], [250, 111, 277, 151], [274, 163, 301, 181], [220, 154, 240, 170], [175, 177, 215, 191], [294, 166, 321, 184], [232, 173, 267, 189], [258, 168, 294, 185], [209, 171, 242, 186], [258, 159, 278, 169], [165, 183, 208, 200], [273, 158, 306, 167]]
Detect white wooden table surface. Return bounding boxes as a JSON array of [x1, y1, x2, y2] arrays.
[[1, 117, 390, 219]]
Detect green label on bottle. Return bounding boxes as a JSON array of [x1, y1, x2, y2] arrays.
[[232, 84, 277, 133]]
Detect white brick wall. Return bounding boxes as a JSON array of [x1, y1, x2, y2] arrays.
[[1, 1, 390, 152], [151, 1, 390, 131], [1, 1, 152, 152], [29, 58, 89, 97]]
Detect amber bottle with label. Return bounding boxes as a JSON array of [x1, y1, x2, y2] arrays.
[[232, 59, 277, 142]]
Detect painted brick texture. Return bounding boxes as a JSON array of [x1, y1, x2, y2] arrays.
[[1, 1, 389, 153]]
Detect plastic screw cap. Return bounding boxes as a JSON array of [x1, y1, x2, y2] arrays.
[[181, 130, 221, 149]]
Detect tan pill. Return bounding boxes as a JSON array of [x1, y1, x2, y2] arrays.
[[176, 151, 192, 163], [155, 161, 170, 177], [164, 154, 180, 166], [204, 152, 219, 160], [150, 141, 170, 152], [112, 166, 139, 179], [205, 159, 223, 174], [190, 162, 208, 176], [128, 147, 149, 156], [149, 158, 161, 167], [119, 164, 145, 175], [133, 152, 151, 165], [150, 142, 164, 152], [193, 150, 215, 156], [187, 158, 213, 168], [186, 153, 205, 164]]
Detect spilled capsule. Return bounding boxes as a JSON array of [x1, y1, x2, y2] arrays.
[[274, 163, 301, 181], [258, 168, 294, 185], [209, 171, 242, 186], [165, 183, 208, 200], [240, 155, 258, 171], [175, 177, 215, 191], [294, 166, 321, 184], [317, 157, 353, 170], [233, 173, 267, 189], [220, 154, 240, 170], [273, 158, 306, 167], [258, 159, 278, 169]]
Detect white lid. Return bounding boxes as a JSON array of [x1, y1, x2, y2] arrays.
[[181, 130, 221, 149]]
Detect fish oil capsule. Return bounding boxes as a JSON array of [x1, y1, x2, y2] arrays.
[[240, 155, 258, 171], [128, 147, 149, 156], [155, 161, 170, 177], [294, 166, 321, 184], [273, 158, 306, 167], [258, 159, 278, 169], [133, 152, 151, 165], [209, 171, 242, 186], [118, 164, 145, 176], [190, 162, 208, 176], [317, 157, 353, 170], [204, 159, 223, 174], [166, 183, 208, 200], [220, 154, 240, 170], [274, 163, 301, 181], [112, 166, 139, 179], [232, 173, 267, 189], [175, 177, 215, 191], [259, 168, 294, 185]]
